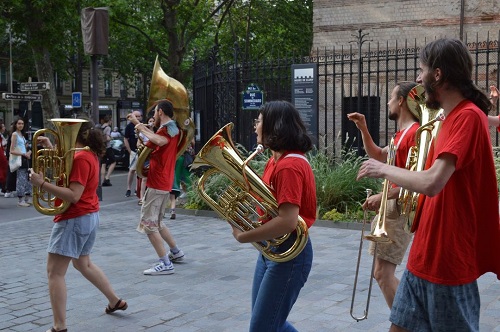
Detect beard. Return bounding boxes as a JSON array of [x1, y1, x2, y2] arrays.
[[388, 111, 398, 121], [154, 116, 161, 128], [423, 75, 441, 110]]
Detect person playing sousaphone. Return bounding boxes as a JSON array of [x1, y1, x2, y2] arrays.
[[128, 100, 186, 275]]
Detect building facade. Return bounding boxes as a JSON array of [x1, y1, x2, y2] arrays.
[[0, 66, 144, 134], [311, 0, 500, 154], [313, 0, 500, 50]]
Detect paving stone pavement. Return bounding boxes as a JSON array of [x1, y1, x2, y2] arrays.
[[0, 176, 499, 331]]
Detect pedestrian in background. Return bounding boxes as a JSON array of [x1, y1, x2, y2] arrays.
[[30, 118, 127, 332], [100, 115, 116, 186], [3, 122, 16, 198], [137, 116, 155, 205], [165, 138, 195, 219], [0, 122, 7, 192], [9, 117, 32, 207], [124, 110, 143, 197]]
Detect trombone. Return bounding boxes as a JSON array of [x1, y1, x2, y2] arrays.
[[350, 137, 395, 321], [350, 188, 376, 321]]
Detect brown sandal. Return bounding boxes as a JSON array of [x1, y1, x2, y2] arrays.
[[105, 298, 128, 314]]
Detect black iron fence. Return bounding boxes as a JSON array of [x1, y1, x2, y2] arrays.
[[193, 31, 500, 155]]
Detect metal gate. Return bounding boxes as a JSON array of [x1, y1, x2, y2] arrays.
[[193, 32, 500, 155]]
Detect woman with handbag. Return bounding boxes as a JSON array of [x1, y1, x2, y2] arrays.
[[9, 117, 32, 207], [0, 122, 7, 192]]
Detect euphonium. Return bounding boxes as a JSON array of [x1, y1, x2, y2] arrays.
[[135, 55, 195, 178], [191, 123, 309, 263], [398, 85, 444, 233], [32, 119, 89, 215]]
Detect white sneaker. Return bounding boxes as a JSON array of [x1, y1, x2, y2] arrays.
[[18, 201, 30, 207], [4, 192, 14, 198], [143, 261, 174, 275], [168, 250, 185, 262]]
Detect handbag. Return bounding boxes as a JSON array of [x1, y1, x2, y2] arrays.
[[9, 153, 21, 172]]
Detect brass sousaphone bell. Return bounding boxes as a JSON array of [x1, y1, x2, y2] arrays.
[[135, 56, 195, 178]]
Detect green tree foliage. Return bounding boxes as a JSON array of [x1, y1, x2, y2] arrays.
[[0, 0, 313, 123], [213, 0, 313, 61]]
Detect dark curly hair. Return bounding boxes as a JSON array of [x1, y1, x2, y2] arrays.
[[259, 100, 313, 153]]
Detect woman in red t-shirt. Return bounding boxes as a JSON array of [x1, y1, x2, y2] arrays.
[[231, 100, 316, 331], [30, 119, 127, 332]]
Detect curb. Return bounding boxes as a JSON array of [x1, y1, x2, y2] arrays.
[[175, 208, 365, 231]]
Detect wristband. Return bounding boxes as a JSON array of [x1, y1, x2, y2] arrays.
[[40, 180, 46, 190]]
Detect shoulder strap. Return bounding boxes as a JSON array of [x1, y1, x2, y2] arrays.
[[284, 153, 310, 164]]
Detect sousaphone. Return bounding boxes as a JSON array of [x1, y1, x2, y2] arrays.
[[135, 56, 195, 178]]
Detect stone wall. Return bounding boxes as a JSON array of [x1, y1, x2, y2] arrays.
[[313, 0, 500, 52]]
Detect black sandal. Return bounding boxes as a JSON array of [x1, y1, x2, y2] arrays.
[[49, 327, 67, 332], [105, 298, 128, 314]]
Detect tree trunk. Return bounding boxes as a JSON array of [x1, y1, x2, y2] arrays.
[[31, 46, 59, 128]]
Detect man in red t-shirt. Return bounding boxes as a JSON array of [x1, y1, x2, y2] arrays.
[[348, 81, 419, 310], [358, 38, 500, 332], [127, 100, 185, 275]]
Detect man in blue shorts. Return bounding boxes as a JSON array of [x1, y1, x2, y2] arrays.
[[357, 38, 500, 331]]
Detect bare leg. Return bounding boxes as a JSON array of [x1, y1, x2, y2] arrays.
[[100, 164, 106, 184], [47, 253, 72, 332], [105, 162, 116, 180], [147, 232, 167, 258], [140, 177, 147, 201], [72, 255, 121, 307], [170, 193, 176, 210], [373, 257, 398, 308], [159, 227, 177, 249]]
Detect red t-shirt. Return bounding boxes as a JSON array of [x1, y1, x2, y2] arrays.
[[394, 122, 419, 168], [54, 150, 99, 222], [408, 100, 500, 285], [145, 125, 180, 191], [261, 151, 317, 228]]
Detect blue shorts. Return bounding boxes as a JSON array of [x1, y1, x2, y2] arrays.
[[47, 212, 99, 259], [390, 270, 480, 332]]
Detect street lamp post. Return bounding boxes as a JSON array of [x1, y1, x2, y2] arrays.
[[9, 25, 14, 124]]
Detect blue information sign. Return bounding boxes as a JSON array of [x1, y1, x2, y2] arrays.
[[72, 92, 82, 108], [242, 84, 264, 110]]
